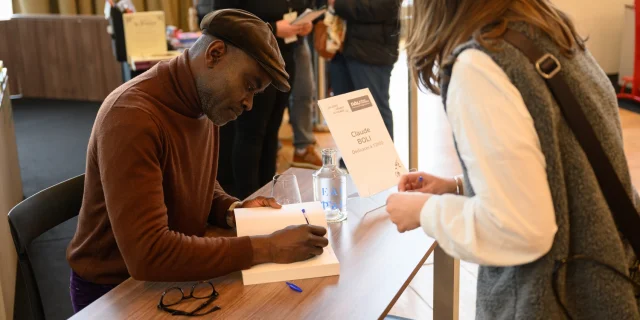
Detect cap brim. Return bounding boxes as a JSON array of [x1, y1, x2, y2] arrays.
[[257, 60, 291, 92]]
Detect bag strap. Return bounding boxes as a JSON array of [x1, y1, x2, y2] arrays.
[[502, 29, 640, 258]]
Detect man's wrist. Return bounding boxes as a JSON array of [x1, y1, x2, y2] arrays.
[[226, 201, 243, 228], [249, 235, 272, 265]]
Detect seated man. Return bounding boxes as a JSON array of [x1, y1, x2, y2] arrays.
[[66, 9, 328, 313]]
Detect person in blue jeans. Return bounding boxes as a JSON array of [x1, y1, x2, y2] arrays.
[[289, 36, 323, 169], [328, 0, 400, 144]]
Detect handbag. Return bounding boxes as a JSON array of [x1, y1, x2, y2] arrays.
[[313, 8, 346, 61], [313, 20, 336, 60], [502, 29, 640, 319]]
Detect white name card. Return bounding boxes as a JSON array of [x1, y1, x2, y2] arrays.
[[122, 11, 167, 58], [318, 88, 407, 197]]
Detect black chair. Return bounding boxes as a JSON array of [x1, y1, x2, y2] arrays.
[[8, 174, 85, 320]]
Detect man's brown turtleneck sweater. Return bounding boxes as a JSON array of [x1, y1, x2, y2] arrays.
[[67, 50, 253, 285]]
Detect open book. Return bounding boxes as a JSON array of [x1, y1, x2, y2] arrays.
[[235, 202, 340, 285]]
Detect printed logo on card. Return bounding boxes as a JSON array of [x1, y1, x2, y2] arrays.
[[347, 96, 373, 112]]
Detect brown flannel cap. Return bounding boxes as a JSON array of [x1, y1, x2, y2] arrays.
[[200, 9, 290, 92]]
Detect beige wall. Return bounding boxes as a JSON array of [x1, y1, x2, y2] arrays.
[[554, 0, 633, 74]]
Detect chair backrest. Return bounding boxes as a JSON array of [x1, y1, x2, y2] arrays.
[[8, 174, 85, 320]]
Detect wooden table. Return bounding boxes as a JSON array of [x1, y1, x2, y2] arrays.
[[70, 168, 437, 319]]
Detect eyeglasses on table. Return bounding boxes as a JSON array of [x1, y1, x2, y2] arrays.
[[157, 281, 221, 317]]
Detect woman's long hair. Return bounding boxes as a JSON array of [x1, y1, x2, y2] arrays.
[[405, 0, 586, 94]]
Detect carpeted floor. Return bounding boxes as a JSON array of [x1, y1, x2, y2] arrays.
[[619, 99, 640, 114], [11, 98, 100, 320]]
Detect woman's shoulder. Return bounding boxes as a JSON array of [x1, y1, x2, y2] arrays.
[[448, 48, 513, 93]]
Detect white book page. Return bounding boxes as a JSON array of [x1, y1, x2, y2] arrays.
[[235, 202, 340, 285]]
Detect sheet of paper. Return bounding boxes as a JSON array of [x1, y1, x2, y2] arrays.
[[291, 8, 327, 25], [235, 202, 340, 285], [122, 11, 167, 58], [317, 88, 407, 197]]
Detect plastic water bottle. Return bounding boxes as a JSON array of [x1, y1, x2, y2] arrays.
[[312, 148, 348, 223]]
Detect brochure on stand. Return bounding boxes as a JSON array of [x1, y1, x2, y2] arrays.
[[317, 88, 407, 197]]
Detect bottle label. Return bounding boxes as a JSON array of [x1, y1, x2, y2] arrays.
[[320, 186, 341, 210]]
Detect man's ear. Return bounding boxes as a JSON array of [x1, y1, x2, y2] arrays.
[[205, 40, 227, 68]]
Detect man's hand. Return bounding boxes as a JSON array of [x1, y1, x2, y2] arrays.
[[386, 192, 430, 233], [328, 0, 335, 6], [398, 171, 457, 195], [250, 225, 329, 265], [239, 196, 282, 209], [297, 22, 313, 36], [276, 19, 302, 39], [226, 197, 281, 228]]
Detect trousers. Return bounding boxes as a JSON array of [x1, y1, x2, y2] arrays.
[[69, 270, 116, 314], [217, 47, 297, 199], [329, 53, 395, 139]]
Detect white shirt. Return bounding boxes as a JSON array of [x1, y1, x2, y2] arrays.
[[420, 49, 558, 266]]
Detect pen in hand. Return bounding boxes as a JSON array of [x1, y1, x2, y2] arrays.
[[302, 209, 309, 224], [407, 176, 423, 193]]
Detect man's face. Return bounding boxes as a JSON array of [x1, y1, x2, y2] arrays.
[[194, 41, 271, 126]]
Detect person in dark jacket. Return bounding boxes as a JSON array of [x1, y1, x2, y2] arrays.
[[204, 1, 314, 199], [328, 0, 401, 141]]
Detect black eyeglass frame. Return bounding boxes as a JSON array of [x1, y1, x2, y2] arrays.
[[157, 281, 221, 317]]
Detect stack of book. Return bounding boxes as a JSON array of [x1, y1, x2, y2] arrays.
[[128, 52, 181, 71]]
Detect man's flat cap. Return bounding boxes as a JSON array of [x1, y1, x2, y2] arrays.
[[200, 9, 290, 92]]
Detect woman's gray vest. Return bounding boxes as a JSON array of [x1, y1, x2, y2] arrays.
[[440, 23, 640, 319]]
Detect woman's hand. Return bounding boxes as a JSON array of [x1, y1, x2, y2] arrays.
[[398, 171, 458, 195], [276, 19, 302, 39], [386, 192, 431, 233]]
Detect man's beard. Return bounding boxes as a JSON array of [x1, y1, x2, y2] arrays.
[[195, 78, 227, 125]]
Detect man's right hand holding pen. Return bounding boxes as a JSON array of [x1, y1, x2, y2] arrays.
[[250, 225, 328, 265]]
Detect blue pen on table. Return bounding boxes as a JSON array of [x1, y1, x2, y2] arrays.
[[286, 281, 303, 293], [302, 209, 309, 224]]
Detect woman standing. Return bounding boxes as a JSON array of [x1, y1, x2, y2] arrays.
[[212, 1, 313, 199], [386, 0, 640, 318]]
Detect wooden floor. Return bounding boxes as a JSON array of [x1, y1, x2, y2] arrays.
[[276, 51, 640, 319], [620, 108, 640, 187]]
